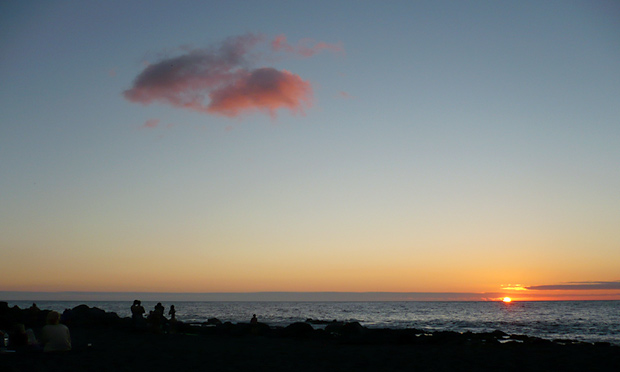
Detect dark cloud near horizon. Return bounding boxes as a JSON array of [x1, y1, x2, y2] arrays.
[[526, 281, 620, 290]]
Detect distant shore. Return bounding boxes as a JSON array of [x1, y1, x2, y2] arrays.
[[2, 303, 619, 371]]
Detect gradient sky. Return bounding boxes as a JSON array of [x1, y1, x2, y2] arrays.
[[1, 0, 619, 301]]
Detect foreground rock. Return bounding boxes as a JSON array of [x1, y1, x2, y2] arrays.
[[1, 303, 619, 371]]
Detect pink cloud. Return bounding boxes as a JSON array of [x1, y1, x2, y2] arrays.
[[208, 68, 311, 117], [142, 118, 160, 128], [271, 34, 344, 57], [271, 35, 293, 53], [123, 34, 340, 118]]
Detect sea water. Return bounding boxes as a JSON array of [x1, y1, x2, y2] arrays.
[[6, 300, 619, 345]]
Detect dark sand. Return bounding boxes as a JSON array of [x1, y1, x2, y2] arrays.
[[3, 325, 619, 372]]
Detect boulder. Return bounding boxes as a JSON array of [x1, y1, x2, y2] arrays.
[[340, 321, 365, 335], [68, 305, 122, 327], [206, 317, 222, 326], [283, 322, 314, 337]]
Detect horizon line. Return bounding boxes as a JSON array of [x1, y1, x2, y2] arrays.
[[2, 290, 620, 302]]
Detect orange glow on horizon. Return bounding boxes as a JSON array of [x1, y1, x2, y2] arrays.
[[502, 297, 512, 303]]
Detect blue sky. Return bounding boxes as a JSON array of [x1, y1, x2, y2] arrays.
[[1, 1, 619, 299]]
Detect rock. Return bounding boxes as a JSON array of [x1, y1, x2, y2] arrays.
[[305, 318, 338, 325], [230, 323, 252, 336], [64, 305, 124, 327], [594, 342, 611, 347], [251, 322, 271, 336], [324, 322, 346, 334], [340, 321, 365, 335], [283, 322, 314, 337], [429, 331, 467, 345], [206, 317, 222, 326]]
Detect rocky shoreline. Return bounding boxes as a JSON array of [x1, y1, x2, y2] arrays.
[[2, 303, 619, 371]]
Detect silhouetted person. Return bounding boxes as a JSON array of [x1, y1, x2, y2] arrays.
[[154, 302, 168, 325], [154, 303, 165, 317], [41, 311, 71, 352], [131, 300, 145, 317], [9, 324, 29, 351], [168, 305, 178, 333], [25, 327, 39, 349], [131, 300, 146, 328], [168, 305, 176, 321], [250, 314, 258, 324], [147, 310, 163, 333]]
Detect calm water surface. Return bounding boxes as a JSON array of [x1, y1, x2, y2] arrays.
[[7, 300, 620, 345]]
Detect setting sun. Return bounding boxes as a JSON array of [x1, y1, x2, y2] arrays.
[[502, 297, 512, 303]]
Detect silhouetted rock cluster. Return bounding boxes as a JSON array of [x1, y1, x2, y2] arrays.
[[1, 302, 617, 349], [3, 302, 620, 372], [0, 302, 128, 332], [65, 304, 126, 328]]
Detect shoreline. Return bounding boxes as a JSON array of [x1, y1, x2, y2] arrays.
[[2, 303, 619, 371], [4, 299, 619, 345]]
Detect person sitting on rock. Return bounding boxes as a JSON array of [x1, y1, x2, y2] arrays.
[[9, 324, 29, 350], [250, 314, 258, 324], [41, 311, 71, 352], [9, 323, 40, 351]]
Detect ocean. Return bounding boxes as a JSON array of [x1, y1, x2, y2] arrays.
[[5, 300, 620, 345]]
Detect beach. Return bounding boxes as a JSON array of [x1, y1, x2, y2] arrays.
[[2, 305, 619, 372]]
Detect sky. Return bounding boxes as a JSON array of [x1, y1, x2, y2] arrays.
[[1, 0, 619, 301]]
